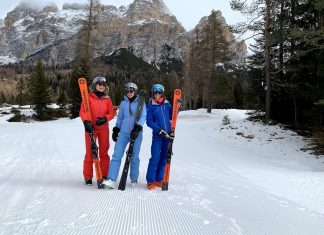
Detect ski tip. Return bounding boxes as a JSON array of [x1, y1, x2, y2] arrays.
[[174, 89, 181, 96], [138, 90, 147, 97], [78, 77, 87, 84]]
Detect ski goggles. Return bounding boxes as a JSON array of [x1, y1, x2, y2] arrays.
[[97, 82, 106, 86], [125, 88, 135, 94], [94, 76, 107, 85]]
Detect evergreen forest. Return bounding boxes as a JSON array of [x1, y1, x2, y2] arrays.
[[0, 0, 323, 135]]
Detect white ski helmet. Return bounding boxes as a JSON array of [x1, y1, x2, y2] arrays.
[[124, 82, 138, 94], [92, 76, 107, 89]]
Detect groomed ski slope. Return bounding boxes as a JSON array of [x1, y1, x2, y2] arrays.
[[0, 109, 323, 234]]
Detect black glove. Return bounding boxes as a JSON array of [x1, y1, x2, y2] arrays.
[[112, 127, 120, 142], [83, 120, 94, 133], [130, 124, 143, 140], [158, 129, 169, 138], [96, 117, 107, 126]]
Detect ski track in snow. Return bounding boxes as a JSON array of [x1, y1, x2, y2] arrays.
[[0, 109, 323, 234]]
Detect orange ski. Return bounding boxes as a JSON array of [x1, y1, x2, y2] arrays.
[[78, 77, 104, 189], [162, 89, 181, 191]]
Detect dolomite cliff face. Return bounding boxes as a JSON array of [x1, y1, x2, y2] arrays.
[[0, 0, 246, 66]]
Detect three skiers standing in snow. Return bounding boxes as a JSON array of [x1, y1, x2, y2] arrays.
[[80, 78, 175, 190]]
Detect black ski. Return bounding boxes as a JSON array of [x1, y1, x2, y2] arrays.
[[118, 90, 147, 191]]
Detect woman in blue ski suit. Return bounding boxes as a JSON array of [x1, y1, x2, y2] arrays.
[[103, 82, 146, 189], [146, 84, 172, 190]]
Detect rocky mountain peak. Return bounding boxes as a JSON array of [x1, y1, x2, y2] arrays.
[[4, 2, 59, 27], [4, 3, 37, 27], [0, 0, 245, 67], [10, 1, 58, 14], [126, 0, 174, 22], [193, 10, 226, 33], [13, 1, 37, 11], [191, 10, 247, 65], [62, 3, 87, 11], [42, 5, 59, 13]]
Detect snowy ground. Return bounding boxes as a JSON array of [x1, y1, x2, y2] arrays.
[[0, 108, 323, 234]]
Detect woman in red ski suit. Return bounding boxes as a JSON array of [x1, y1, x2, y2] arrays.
[[79, 77, 115, 186]]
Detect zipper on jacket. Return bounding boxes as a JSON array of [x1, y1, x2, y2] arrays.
[[128, 100, 132, 133], [161, 104, 167, 131], [98, 98, 102, 118], [97, 95, 108, 117], [128, 97, 138, 133]]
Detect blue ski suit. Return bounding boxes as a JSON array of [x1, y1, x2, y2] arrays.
[[146, 98, 172, 183], [108, 95, 146, 182]]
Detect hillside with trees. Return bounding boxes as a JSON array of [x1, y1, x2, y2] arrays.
[[0, 0, 323, 148]]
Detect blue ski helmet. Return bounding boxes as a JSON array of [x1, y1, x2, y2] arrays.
[[151, 84, 164, 95]]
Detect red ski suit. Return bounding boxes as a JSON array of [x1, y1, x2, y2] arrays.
[[79, 92, 115, 179]]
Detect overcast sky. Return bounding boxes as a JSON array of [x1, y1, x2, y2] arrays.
[[0, 0, 246, 31]]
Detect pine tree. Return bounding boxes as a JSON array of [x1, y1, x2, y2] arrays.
[[230, 0, 273, 121], [68, 0, 100, 119], [0, 91, 6, 104], [185, 28, 202, 109], [29, 60, 51, 120], [57, 88, 67, 109], [231, 0, 324, 126], [187, 11, 233, 112], [166, 70, 180, 98], [16, 78, 26, 106]]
